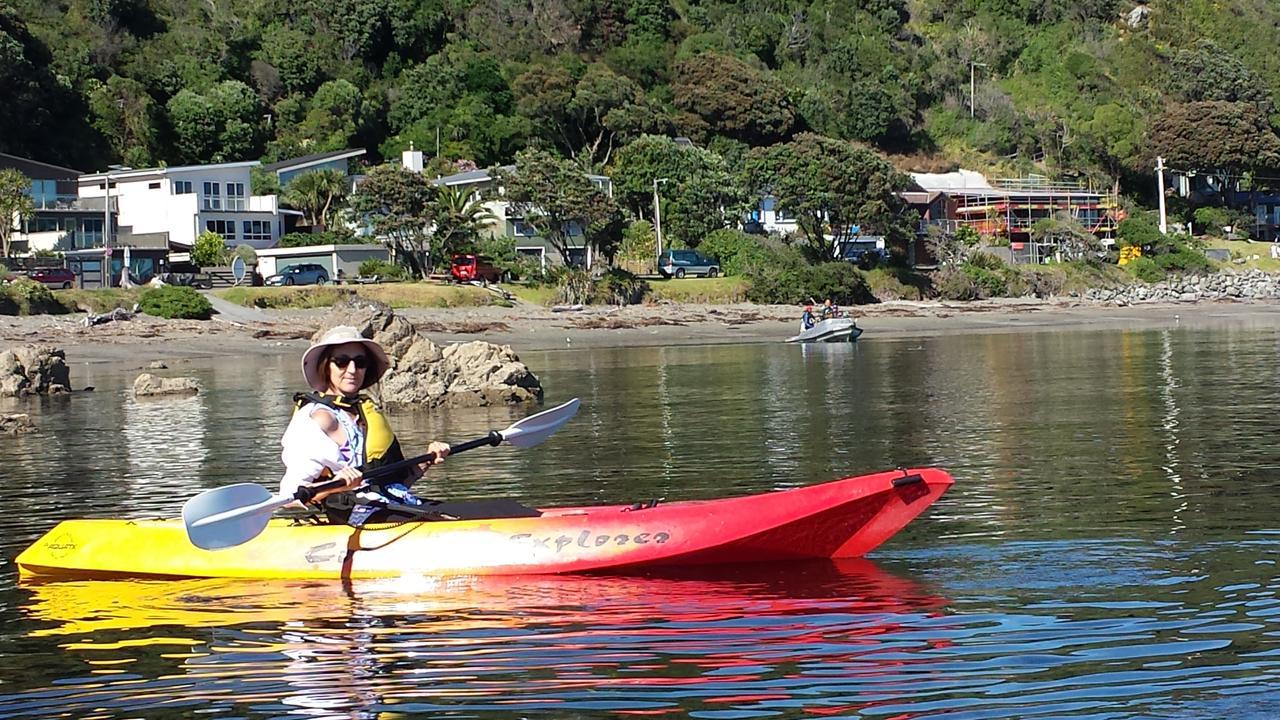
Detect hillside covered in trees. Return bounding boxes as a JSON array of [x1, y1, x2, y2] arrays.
[[4, 0, 1280, 202]]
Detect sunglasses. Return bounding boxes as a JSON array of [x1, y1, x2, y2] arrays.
[[329, 354, 369, 370]]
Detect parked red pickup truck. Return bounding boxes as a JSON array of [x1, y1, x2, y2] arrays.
[[450, 254, 501, 284]]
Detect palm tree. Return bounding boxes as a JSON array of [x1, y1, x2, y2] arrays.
[[430, 185, 498, 267], [282, 169, 348, 232]]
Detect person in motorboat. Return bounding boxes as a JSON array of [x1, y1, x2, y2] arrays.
[[279, 326, 450, 526], [820, 298, 842, 320], [800, 303, 817, 331]]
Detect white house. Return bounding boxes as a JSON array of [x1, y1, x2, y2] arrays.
[[78, 161, 283, 251], [747, 195, 798, 236]]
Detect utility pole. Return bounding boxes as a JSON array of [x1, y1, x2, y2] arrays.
[[970, 62, 988, 119], [1155, 156, 1168, 235], [653, 178, 669, 267], [102, 164, 130, 287]]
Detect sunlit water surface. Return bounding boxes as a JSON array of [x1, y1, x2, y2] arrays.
[[2, 328, 1280, 718]]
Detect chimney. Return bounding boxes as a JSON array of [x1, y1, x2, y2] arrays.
[[402, 141, 424, 173]]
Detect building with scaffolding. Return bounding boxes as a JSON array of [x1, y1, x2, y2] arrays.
[[905, 170, 1120, 264]]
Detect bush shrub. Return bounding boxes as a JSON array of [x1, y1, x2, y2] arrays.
[[593, 268, 651, 305], [935, 267, 981, 300], [552, 268, 594, 305], [698, 229, 767, 276], [1154, 248, 1213, 274], [279, 230, 364, 248], [191, 231, 228, 267], [0, 278, 66, 314], [1125, 256, 1164, 283], [745, 261, 875, 305], [358, 259, 408, 280], [139, 285, 213, 319], [1017, 266, 1068, 298]]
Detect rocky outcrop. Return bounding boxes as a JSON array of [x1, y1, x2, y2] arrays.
[[0, 345, 71, 397], [1084, 270, 1280, 305], [1, 413, 36, 434], [316, 297, 543, 408], [133, 373, 200, 397]]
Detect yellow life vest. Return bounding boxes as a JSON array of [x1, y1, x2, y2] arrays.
[[292, 392, 408, 478]]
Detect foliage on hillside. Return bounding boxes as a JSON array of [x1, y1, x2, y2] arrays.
[[7, 0, 1280, 214]]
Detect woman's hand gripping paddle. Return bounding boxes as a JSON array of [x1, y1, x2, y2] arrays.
[[182, 398, 580, 550]]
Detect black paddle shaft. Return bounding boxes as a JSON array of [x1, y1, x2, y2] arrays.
[[292, 431, 502, 504]]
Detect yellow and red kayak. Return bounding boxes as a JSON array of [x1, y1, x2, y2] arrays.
[[16, 468, 953, 580]]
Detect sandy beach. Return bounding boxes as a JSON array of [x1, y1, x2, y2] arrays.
[[5, 296, 1280, 368]]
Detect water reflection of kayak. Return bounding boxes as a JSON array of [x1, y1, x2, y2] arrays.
[[16, 468, 953, 580], [21, 558, 949, 638]]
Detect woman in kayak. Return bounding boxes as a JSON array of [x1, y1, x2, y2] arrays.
[[279, 325, 450, 526]]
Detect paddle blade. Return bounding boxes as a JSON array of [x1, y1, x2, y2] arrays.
[[182, 483, 277, 550], [500, 398, 580, 448]]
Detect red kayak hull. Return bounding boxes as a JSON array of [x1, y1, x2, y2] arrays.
[[16, 468, 953, 579]]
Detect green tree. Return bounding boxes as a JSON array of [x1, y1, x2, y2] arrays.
[[498, 148, 622, 265], [88, 75, 158, 167], [166, 81, 262, 163], [611, 135, 751, 247], [1151, 101, 1280, 174], [191, 230, 228, 268], [0, 169, 35, 259], [1169, 41, 1270, 104], [259, 22, 329, 94], [349, 164, 436, 278], [745, 133, 913, 261], [671, 52, 796, 145], [514, 62, 643, 166], [282, 169, 349, 231]]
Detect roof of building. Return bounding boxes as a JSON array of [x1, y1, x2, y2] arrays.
[[79, 161, 260, 182], [262, 149, 366, 174], [0, 152, 83, 179], [432, 165, 611, 187]]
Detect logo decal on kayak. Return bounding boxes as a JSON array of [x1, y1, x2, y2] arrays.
[[45, 533, 77, 558], [305, 542, 338, 564], [508, 529, 671, 553]]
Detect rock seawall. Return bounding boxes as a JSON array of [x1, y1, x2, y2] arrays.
[[1084, 270, 1280, 305]]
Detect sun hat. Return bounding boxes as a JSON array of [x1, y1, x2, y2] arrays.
[[301, 325, 391, 392]]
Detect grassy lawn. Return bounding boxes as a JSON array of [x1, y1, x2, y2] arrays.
[[217, 282, 507, 309], [507, 284, 559, 306], [648, 276, 750, 304], [56, 288, 145, 312], [1203, 238, 1280, 272]]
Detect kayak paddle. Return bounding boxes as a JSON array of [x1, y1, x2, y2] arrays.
[[182, 397, 581, 550]]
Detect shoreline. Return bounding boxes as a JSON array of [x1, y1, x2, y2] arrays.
[[3, 297, 1280, 368]]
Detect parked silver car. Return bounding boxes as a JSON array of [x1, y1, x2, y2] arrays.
[[658, 249, 720, 278], [266, 263, 329, 286]]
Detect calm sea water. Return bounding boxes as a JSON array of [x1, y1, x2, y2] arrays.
[[2, 327, 1280, 719]]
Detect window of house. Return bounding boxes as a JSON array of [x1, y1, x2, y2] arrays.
[[174, 180, 193, 195], [206, 219, 236, 242], [29, 180, 58, 209], [242, 220, 271, 243], [511, 220, 538, 236], [226, 182, 246, 211], [202, 182, 221, 210], [79, 219, 103, 248], [148, 182, 161, 190]]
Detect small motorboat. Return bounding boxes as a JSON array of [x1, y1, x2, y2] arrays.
[[785, 317, 863, 343]]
